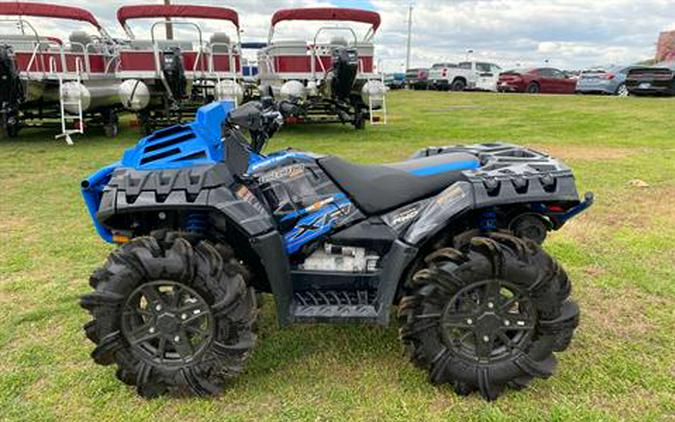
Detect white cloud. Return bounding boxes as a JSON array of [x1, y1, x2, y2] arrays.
[[538, 42, 559, 54]]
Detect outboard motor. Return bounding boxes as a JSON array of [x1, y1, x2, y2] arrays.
[[330, 47, 359, 101], [0, 45, 23, 137], [161, 47, 187, 100]]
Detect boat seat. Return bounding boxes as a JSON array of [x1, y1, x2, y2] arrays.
[[69, 31, 92, 53], [318, 153, 480, 215], [210, 33, 232, 53], [265, 41, 307, 54], [129, 40, 194, 51]]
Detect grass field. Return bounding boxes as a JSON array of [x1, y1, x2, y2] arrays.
[[0, 91, 674, 421]]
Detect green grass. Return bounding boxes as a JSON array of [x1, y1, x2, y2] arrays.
[[0, 91, 674, 421]]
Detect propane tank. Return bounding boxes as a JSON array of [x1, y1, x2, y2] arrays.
[[215, 80, 244, 104], [62, 81, 122, 114], [306, 80, 318, 97], [118, 79, 151, 111], [61, 82, 89, 114], [361, 80, 387, 109], [280, 80, 306, 100]]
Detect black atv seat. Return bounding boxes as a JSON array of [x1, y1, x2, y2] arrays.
[[318, 153, 480, 215]]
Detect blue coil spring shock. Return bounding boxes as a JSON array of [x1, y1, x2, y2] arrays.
[[479, 209, 498, 233], [185, 212, 209, 235]]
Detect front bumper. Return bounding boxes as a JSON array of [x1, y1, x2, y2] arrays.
[[576, 81, 615, 94]]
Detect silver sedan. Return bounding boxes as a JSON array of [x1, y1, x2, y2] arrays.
[[576, 65, 636, 96]]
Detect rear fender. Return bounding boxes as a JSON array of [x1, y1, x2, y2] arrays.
[[371, 184, 473, 324], [403, 181, 474, 245]]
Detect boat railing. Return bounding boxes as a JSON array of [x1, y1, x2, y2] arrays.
[[0, 17, 41, 46], [150, 21, 204, 77], [310, 27, 358, 81], [150, 21, 205, 100], [85, 42, 119, 76], [259, 51, 276, 75], [64, 42, 90, 76], [24, 38, 63, 79], [18, 39, 115, 80], [193, 42, 205, 76], [103, 47, 120, 75], [75, 55, 85, 79], [315, 47, 328, 75], [207, 42, 239, 77], [2, 18, 116, 79], [48, 55, 58, 75]]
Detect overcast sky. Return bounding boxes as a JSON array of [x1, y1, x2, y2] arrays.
[[5, 0, 674, 71]]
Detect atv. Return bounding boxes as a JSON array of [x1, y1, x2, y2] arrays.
[[80, 99, 592, 400]]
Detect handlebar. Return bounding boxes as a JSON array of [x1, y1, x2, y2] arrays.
[[226, 97, 290, 153]]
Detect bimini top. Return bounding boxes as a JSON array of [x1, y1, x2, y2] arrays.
[[271, 8, 381, 32], [117, 5, 240, 29], [0, 1, 102, 29]]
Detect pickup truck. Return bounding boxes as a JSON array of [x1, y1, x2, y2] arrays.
[[427, 62, 457, 90], [429, 61, 502, 91], [405, 68, 429, 90]]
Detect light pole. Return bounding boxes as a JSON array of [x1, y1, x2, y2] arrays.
[[465, 49, 474, 62], [164, 0, 173, 40], [405, 1, 414, 71]]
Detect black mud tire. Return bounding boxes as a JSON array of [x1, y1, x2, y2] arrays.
[[398, 233, 579, 401], [138, 111, 154, 136], [7, 123, 19, 138], [80, 232, 257, 398], [0, 120, 19, 139], [451, 79, 466, 92], [353, 112, 366, 130], [526, 82, 540, 94], [104, 122, 119, 138], [103, 112, 120, 138]]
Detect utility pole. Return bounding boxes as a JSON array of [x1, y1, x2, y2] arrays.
[[164, 0, 174, 40], [405, 2, 414, 71]]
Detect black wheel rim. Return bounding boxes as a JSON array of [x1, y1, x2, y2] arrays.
[[122, 281, 214, 365], [440, 280, 536, 362], [617, 84, 629, 96]]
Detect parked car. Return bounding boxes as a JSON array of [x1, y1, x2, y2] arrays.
[[384, 72, 406, 89], [430, 61, 501, 91], [428, 62, 456, 90], [405, 68, 429, 90], [576, 65, 636, 96], [498, 67, 577, 94], [625, 61, 675, 96]]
